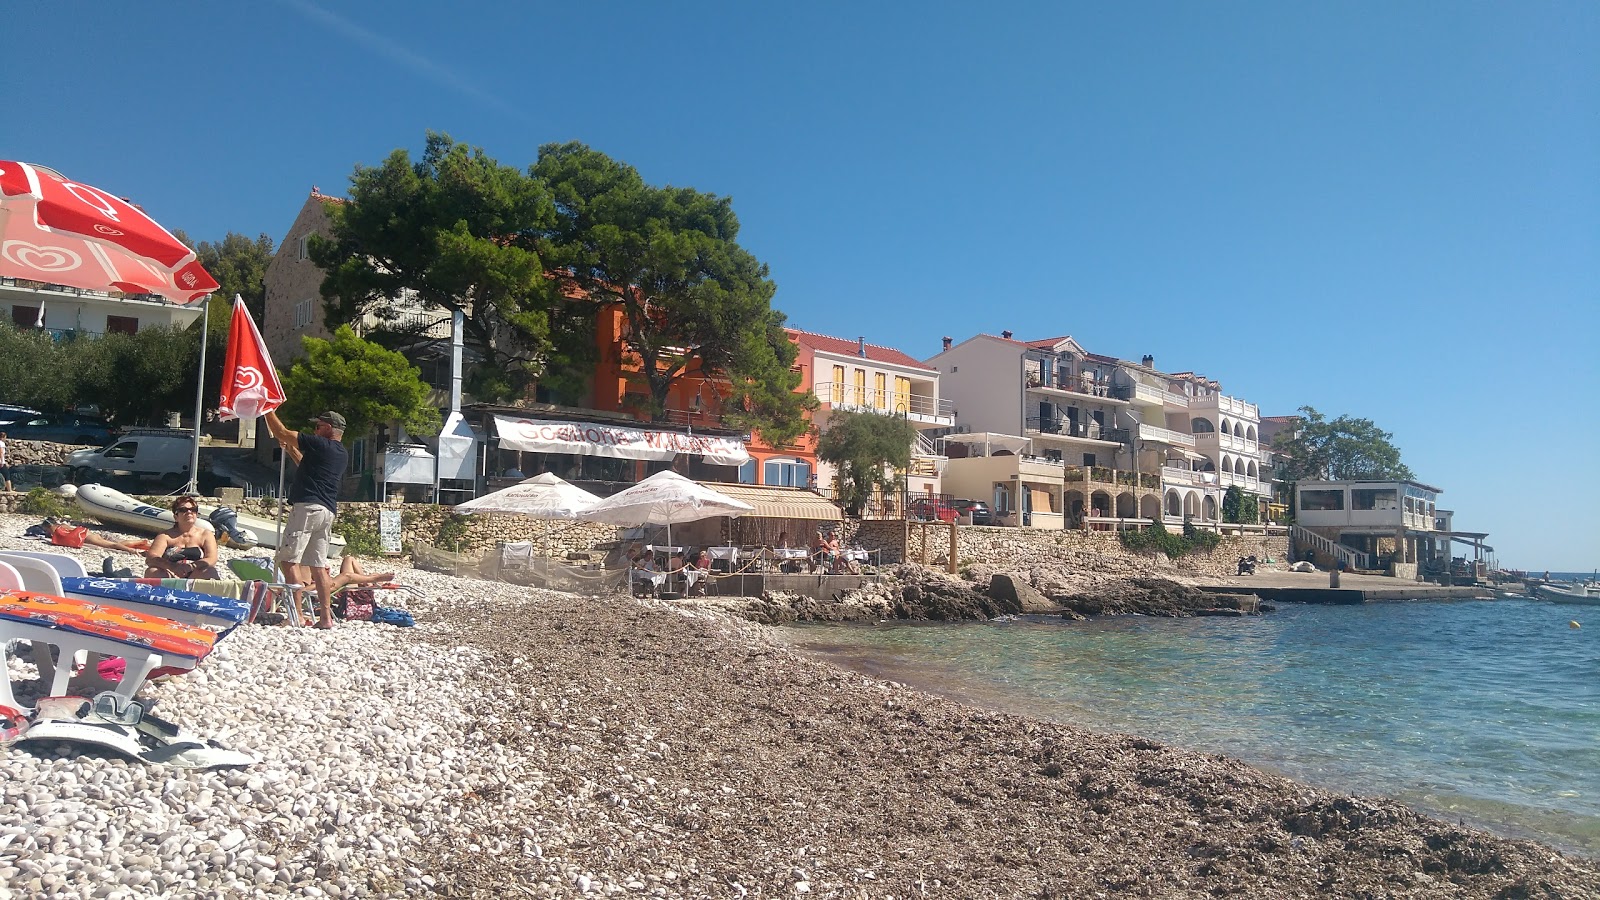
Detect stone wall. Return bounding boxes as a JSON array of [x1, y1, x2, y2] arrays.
[[229, 499, 617, 559], [0, 484, 1288, 577], [3, 439, 93, 466]]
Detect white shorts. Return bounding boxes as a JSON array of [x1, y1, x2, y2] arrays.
[[276, 503, 334, 569]]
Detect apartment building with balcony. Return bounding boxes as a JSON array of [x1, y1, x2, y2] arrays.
[[1292, 479, 1489, 579], [3, 276, 203, 338], [792, 328, 954, 503]]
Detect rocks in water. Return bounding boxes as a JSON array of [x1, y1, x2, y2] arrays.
[[986, 572, 1065, 615], [1052, 577, 1263, 618]]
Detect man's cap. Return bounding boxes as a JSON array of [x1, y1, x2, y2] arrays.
[[316, 411, 347, 429]]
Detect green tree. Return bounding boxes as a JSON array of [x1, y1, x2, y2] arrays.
[[1222, 485, 1260, 524], [0, 322, 71, 411], [195, 232, 274, 320], [277, 326, 441, 441], [311, 132, 565, 402], [1272, 406, 1413, 482], [533, 142, 814, 445], [75, 326, 198, 425], [816, 410, 918, 517]]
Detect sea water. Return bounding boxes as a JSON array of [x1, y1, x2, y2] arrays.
[[783, 599, 1600, 856]]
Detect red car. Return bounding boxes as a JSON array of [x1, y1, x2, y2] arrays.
[[907, 497, 959, 523]]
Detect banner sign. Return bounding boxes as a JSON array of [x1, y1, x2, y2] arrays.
[[493, 416, 750, 466]]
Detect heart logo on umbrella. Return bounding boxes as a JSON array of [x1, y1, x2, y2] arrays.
[[3, 241, 81, 272], [93, 224, 125, 236]]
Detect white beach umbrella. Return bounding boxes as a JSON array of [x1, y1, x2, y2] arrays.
[[454, 472, 601, 518], [577, 469, 754, 548]]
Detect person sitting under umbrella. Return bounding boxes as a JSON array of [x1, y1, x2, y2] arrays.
[[628, 547, 664, 597], [682, 547, 712, 597]]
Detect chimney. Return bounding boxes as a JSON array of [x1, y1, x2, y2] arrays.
[[1001, 330, 1013, 340], [857, 336, 866, 357], [1142, 354, 1154, 368], [941, 336, 952, 351]]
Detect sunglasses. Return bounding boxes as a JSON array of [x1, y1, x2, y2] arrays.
[[174, 506, 199, 513]]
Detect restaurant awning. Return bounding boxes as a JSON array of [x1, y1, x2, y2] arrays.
[[695, 482, 842, 521], [493, 415, 749, 465]]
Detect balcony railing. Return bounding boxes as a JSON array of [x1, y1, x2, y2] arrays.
[[1132, 423, 1197, 448], [1191, 392, 1259, 420], [814, 382, 954, 421], [1026, 375, 1117, 400], [1063, 466, 1161, 490], [1025, 417, 1125, 443], [1131, 382, 1190, 408]]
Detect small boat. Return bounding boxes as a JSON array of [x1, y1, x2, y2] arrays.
[[75, 484, 344, 555], [1533, 581, 1600, 605]]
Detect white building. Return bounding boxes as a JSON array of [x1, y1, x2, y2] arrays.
[[2, 277, 203, 337]]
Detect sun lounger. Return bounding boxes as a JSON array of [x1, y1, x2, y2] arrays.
[[59, 577, 249, 631], [226, 559, 317, 625], [0, 550, 90, 580], [0, 589, 216, 714]]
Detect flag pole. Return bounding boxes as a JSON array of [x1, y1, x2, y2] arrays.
[[187, 296, 210, 496]]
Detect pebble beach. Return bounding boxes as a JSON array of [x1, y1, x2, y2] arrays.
[[2, 512, 1598, 899]]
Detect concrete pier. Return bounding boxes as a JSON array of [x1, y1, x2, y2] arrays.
[[1196, 570, 1491, 605]]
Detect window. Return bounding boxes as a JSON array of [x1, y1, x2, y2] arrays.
[[298, 235, 310, 260], [293, 299, 314, 329], [104, 441, 137, 459], [830, 365, 844, 403], [763, 457, 811, 487], [874, 372, 887, 409], [105, 316, 138, 335], [1352, 488, 1397, 510], [349, 438, 367, 475], [1300, 489, 1344, 511], [894, 375, 911, 412], [737, 459, 757, 484], [852, 368, 866, 405], [12, 305, 39, 328]]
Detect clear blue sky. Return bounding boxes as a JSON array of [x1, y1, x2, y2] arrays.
[[8, 2, 1596, 570]]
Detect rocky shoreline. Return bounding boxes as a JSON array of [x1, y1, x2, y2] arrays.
[[1, 512, 1596, 897]]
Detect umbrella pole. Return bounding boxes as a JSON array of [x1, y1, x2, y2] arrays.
[[274, 451, 287, 549], [187, 298, 210, 496]]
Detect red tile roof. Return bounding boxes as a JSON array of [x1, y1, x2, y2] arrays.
[[786, 328, 935, 371]]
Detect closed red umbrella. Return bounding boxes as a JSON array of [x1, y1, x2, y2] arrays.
[[0, 161, 217, 303]]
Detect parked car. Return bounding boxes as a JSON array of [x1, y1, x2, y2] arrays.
[[907, 497, 959, 523], [0, 404, 41, 428], [951, 498, 992, 525], [68, 429, 191, 487], [8, 412, 117, 446]]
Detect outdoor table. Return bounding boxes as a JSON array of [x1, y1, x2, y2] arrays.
[[708, 545, 740, 574]]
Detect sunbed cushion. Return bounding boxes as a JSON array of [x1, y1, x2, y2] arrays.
[[61, 577, 249, 625], [0, 590, 215, 662]]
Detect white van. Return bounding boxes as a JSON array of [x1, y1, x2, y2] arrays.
[[67, 430, 193, 488]]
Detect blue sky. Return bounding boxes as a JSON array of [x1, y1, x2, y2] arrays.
[[7, 2, 1596, 570]]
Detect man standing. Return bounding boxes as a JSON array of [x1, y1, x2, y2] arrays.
[[264, 409, 349, 629]]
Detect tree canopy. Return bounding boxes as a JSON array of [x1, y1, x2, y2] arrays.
[[0, 321, 196, 425], [195, 232, 274, 321], [533, 142, 814, 445], [277, 326, 441, 441], [815, 410, 918, 517], [1272, 406, 1413, 482], [311, 132, 564, 402]]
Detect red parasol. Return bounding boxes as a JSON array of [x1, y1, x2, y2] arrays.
[[217, 295, 286, 421], [0, 160, 217, 304]]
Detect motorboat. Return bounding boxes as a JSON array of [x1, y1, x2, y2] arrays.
[[1533, 581, 1600, 605]]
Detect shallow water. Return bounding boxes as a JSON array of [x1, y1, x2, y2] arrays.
[[783, 599, 1600, 856]]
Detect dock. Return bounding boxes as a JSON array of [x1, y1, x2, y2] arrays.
[[1195, 570, 1492, 605]]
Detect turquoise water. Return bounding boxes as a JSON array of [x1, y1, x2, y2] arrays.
[[782, 599, 1600, 856]]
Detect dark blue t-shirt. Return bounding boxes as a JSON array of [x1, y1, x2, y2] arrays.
[[289, 432, 348, 512]]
